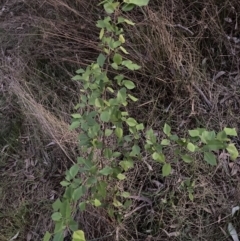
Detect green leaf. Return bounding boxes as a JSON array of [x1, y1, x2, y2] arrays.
[[72, 113, 81, 119], [69, 219, 78, 232], [162, 163, 171, 177], [60, 200, 71, 219], [69, 164, 80, 178], [130, 144, 140, 156], [111, 62, 118, 70], [112, 41, 122, 49], [79, 202, 86, 211], [107, 87, 114, 93], [113, 151, 121, 158], [119, 46, 129, 54], [122, 80, 136, 89], [94, 199, 102, 207], [204, 140, 225, 151], [187, 143, 196, 152], [105, 129, 113, 136], [226, 143, 239, 160], [128, 0, 150, 6], [72, 75, 82, 81], [52, 199, 62, 212], [126, 117, 138, 127], [117, 173, 126, 180], [170, 134, 179, 141], [115, 127, 123, 139], [119, 34, 125, 43], [99, 28, 104, 40], [163, 123, 171, 136], [60, 181, 70, 187], [216, 130, 228, 141], [122, 60, 141, 70], [201, 131, 216, 143], [122, 3, 135, 12], [72, 230, 86, 241], [204, 152, 217, 166], [99, 166, 113, 175], [76, 68, 85, 74], [51, 212, 62, 221], [95, 98, 102, 108], [121, 191, 130, 198], [128, 94, 138, 102], [123, 18, 135, 25], [53, 231, 64, 241], [113, 53, 122, 65], [188, 129, 200, 137], [117, 88, 127, 104], [97, 53, 106, 67], [161, 139, 170, 146], [181, 154, 194, 163], [43, 232, 51, 241], [103, 2, 119, 14], [120, 159, 134, 171], [189, 192, 194, 201], [97, 181, 107, 198], [100, 111, 111, 122], [136, 123, 144, 130], [72, 186, 85, 201], [152, 152, 165, 162], [70, 120, 80, 130], [224, 127, 237, 136]]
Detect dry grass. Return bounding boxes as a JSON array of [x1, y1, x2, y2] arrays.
[[0, 0, 240, 240]]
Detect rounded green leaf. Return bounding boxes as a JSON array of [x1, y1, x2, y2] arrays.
[[94, 199, 102, 207], [226, 143, 239, 160], [79, 202, 86, 211], [123, 80, 136, 89], [181, 155, 194, 163], [43, 232, 52, 241], [119, 34, 125, 43], [105, 129, 113, 136], [100, 111, 111, 122], [121, 191, 130, 198], [130, 144, 140, 156], [188, 129, 200, 137], [187, 143, 196, 152], [204, 152, 217, 166], [162, 163, 171, 177], [152, 152, 165, 162], [119, 160, 134, 171], [163, 123, 171, 136], [69, 164, 80, 178], [128, 0, 150, 6], [161, 139, 170, 146], [51, 212, 62, 221], [111, 62, 118, 70], [115, 127, 123, 139], [113, 53, 123, 65], [97, 53, 106, 67], [72, 113, 81, 119], [72, 230, 86, 241], [128, 94, 138, 102], [126, 117, 137, 127], [117, 173, 126, 180], [99, 166, 113, 176], [224, 127, 237, 136], [60, 181, 70, 187]]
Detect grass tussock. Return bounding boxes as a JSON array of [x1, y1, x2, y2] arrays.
[[0, 0, 240, 240]]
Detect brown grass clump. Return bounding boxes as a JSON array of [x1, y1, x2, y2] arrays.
[[1, 0, 240, 240]]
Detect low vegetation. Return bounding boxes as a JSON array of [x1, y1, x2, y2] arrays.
[[1, 0, 240, 241]]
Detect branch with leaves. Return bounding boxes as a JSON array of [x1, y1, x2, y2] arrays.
[[44, 1, 238, 241]]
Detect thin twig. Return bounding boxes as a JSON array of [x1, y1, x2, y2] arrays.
[[192, 83, 212, 107]]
